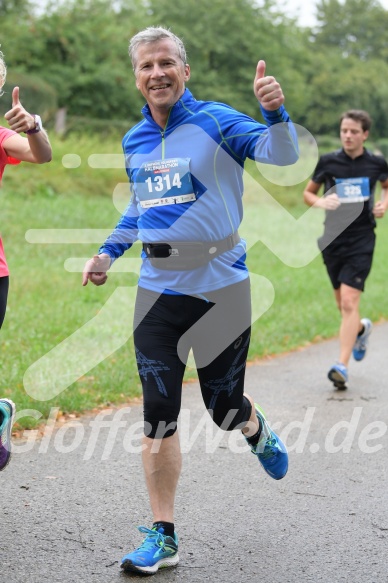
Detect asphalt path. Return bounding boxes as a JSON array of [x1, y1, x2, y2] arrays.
[[1, 324, 388, 583]]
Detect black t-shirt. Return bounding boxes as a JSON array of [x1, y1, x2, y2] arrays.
[[312, 148, 388, 251]]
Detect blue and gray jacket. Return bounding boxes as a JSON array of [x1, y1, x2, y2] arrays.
[[99, 88, 298, 294]]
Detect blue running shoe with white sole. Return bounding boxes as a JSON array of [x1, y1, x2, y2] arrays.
[[246, 404, 288, 480], [0, 399, 16, 471], [328, 362, 348, 390], [353, 318, 372, 361], [121, 526, 179, 575]]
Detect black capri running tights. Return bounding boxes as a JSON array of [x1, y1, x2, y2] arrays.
[[0, 276, 9, 330], [133, 278, 253, 439]]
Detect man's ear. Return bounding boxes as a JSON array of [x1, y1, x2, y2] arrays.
[[184, 64, 191, 82], [363, 130, 369, 142]]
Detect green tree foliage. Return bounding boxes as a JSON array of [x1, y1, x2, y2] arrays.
[[314, 0, 388, 60], [305, 0, 388, 138], [303, 50, 388, 138], [0, 0, 31, 16], [146, 0, 310, 120], [1, 0, 150, 122], [1, 0, 388, 141]]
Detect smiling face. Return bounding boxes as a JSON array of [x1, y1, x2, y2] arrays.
[[134, 38, 190, 128], [340, 117, 368, 158]]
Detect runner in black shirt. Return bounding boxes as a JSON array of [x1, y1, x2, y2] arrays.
[[304, 110, 388, 389]]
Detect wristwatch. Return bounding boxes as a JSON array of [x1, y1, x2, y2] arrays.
[[26, 114, 43, 135]]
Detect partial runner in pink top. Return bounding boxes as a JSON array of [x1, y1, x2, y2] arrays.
[[0, 126, 21, 276], [0, 51, 52, 471]]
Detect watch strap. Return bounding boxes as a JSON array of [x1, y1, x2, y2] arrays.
[[26, 114, 42, 135]]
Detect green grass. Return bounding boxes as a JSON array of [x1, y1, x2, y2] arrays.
[[1, 137, 387, 429]]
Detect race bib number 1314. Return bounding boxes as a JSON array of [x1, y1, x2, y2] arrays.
[[136, 157, 196, 209]]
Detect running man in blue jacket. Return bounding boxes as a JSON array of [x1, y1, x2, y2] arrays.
[[83, 26, 298, 576]]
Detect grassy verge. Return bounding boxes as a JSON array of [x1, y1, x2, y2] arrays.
[[1, 137, 387, 429]]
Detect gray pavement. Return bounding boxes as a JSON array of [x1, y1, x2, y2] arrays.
[[1, 324, 388, 583]]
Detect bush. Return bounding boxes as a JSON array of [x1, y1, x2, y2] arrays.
[[315, 134, 341, 151], [63, 115, 135, 139]]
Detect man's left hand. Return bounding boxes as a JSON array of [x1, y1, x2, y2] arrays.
[[253, 60, 284, 111]]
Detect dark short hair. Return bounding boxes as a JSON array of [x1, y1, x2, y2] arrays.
[[340, 109, 372, 132]]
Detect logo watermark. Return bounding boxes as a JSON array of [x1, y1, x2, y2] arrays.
[[21, 122, 363, 401], [12, 406, 387, 459]]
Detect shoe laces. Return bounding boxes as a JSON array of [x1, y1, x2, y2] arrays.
[[252, 435, 277, 459], [136, 526, 166, 551], [259, 436, 278, 459]]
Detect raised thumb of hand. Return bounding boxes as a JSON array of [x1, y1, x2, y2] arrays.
[[255, 60, 266, 80], [12, 86, 20, 107]]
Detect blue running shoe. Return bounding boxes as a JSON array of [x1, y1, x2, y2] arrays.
[[245, 404, 288, 480], [328, 362, 348, 390], [0, 399, 16, 471], [121, 526, 179, 575], [353, 318, 372, 361]]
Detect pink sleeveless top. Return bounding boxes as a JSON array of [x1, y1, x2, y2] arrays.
[[0, 126, 21, 277]]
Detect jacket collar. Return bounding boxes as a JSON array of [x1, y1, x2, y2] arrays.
[[141, 88, 197, 130]]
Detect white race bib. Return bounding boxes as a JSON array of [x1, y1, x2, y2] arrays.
[[136, 157, 196, 209], [335, 177, 370, 203]]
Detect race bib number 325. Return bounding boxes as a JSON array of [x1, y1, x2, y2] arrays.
[[136, 157, 196, 209], [335, 177, 370, 203]]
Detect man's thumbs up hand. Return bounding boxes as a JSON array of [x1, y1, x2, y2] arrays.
[[253, 60, 285, 111]]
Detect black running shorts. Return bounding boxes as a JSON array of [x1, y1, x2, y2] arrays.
[[133, 278, 253, 438], [322, 250, 373, 291]]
